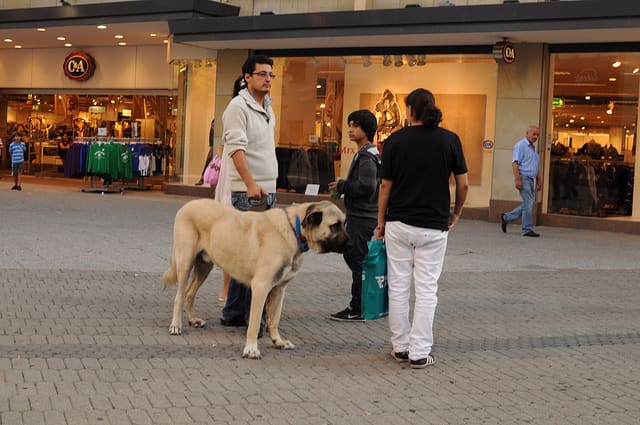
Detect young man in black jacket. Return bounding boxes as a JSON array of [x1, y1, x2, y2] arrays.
[[329, 109, 381, 321]]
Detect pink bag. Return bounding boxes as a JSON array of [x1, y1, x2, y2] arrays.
[[203, 154, 221, 185]]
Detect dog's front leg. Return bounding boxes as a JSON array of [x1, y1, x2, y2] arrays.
[[169, 270, 190, 335], [242, 284, 269, 359], [266, 284, 294, 350]]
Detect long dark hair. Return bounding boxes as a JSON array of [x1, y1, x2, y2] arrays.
[[232, 75, 245, 97], [405, 88, 442, 128]]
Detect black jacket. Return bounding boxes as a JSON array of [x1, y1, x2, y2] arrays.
[[337, 143, 380, 219]]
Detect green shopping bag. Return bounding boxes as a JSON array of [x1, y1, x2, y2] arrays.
[[361, 239, 388, 320]]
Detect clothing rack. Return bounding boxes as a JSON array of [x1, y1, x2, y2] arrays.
[[72, 138, 162, 193]]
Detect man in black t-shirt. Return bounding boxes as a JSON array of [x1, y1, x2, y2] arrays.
[[376, 88, 468, 369]]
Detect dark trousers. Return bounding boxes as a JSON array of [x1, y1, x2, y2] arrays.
[[343, 215, 377, 313]]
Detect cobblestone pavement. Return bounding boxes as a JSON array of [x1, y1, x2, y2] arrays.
[[1, 180, 639, 424]]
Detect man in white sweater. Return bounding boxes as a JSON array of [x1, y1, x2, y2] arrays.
[[220, 55, 279, 329]]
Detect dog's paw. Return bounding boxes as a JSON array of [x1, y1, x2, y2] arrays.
[[169, 325, 182, 335], [242, 345, 261, 359], [274, 340, 295, 350], [188, 318, 206, 328]]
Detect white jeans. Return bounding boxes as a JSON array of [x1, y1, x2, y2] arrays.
[[385, 221, 448, 360]]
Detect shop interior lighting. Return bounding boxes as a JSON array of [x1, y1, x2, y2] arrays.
[[382, 55, 392, 67], [407, 55, 417, 66], [362, 55, 372, 67], [394, 55, 404, 67], [37, 28, 46, 32], [634, 68, 640, 74], [612, 61, 621, 68], [97, 25, 107, 30]]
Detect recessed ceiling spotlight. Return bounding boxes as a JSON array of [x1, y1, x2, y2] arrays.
[[163, 39, 169, 44], [14, 45, 22, 49], [149, 33, 157, 37], [114, 35, 124, 39], [64, 43, 72, 47], [3, 38, 12, 43], [37, 28, 46, 32], [585, 95, 591, 100], [612, 61, 621, 68], [118, 42, 127, 46], [97, 25, 107, 30], [634, 68, 640, 74], [57, 36, 66, 41], [609, 77, 617, 81]]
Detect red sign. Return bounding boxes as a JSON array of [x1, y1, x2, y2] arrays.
[[492, 41, 515, 65], [63, 52, 96, 81]]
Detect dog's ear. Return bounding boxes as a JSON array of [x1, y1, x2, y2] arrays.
[[302, 206, 323, 228]]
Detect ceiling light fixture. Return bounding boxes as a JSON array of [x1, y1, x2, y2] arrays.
[[118, 42, 127, 46], [407, 55, 417, 66], [394, 55, 404, 67], [612, 61, 621, 68], [14, 45, 22, 49], [634, 68, 640, 74], [37, 28, 46, 32], [97, 25, 107, 30], [114, 35, 124, 39], [56, 36, 66, 41], [64, 43, 72, 47], [3, 38, 12, 43]]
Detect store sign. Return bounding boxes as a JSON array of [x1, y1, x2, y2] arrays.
[[63, 52, 96, 81], [552, 98, 565, 107], [492, 41, 515, 64]]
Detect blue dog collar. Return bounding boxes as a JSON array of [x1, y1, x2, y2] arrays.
[[295, 216, 309, 253]]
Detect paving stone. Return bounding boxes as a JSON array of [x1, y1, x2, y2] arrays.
[[0, 187, 639, 424]]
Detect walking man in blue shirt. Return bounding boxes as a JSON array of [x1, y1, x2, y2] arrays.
[[501, 125, 541, 237]]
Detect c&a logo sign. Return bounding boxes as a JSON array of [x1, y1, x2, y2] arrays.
[[63, 52, 96, 81]]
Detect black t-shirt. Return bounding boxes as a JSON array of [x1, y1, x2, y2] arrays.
[[381, 125, 468, 231]]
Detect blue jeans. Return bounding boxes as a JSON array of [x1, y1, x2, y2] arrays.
[[221, 191, 276, 323], [504, 176, 535, 234]]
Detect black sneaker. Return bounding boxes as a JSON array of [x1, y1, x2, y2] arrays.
[[410, 354, 436, 369], [16, 186, 22, 191], [11, 185, 18, 190], [500, 213, 508, 233], [330, 307, 364, 322], [523, 230, 540, 237], [390, 350, 409, 363]]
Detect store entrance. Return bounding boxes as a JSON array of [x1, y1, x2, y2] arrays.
[[1, 92, 177, 181], [549, 52, 638, 217]]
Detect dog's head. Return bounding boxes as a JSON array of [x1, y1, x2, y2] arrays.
[[300, 201, 351, 254]]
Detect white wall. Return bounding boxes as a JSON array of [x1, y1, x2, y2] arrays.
[[0, 45, 174, 90]]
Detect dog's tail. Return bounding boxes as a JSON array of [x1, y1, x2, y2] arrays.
[[162, 251, 177, 287]]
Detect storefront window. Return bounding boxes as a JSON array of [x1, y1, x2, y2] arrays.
[[270, 54, 497, 195], [550, 52, 637, 217], [2, 93, 177, 177]]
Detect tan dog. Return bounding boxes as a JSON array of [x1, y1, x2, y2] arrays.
[[163, 199, 349, 359]]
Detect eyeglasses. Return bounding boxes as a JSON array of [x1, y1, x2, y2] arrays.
[[252, 71, 276, 79]]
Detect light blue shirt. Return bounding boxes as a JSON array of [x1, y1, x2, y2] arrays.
[[512, 137, 539, 179]]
